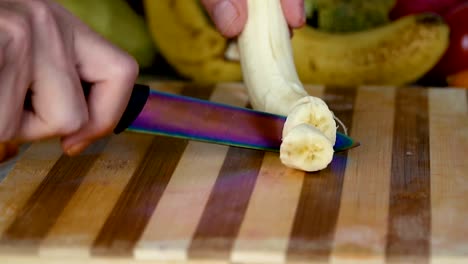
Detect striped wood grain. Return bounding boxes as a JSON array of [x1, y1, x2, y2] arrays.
[[91, 84, 215, 257], [0, 141, 63, 239], [0, 139, 108, 254], [230, 85, 325, 264], [331, 86, 396, 264], [134, 83, 251, 261], [0, 82, 466, 264], [286, 86, 357, 263], [38, 133, 154, 257]]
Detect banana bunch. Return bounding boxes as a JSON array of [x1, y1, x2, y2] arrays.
[[293, 13, 449, 86], [143, 0, 449, 86], [143, 0, 242, 83]]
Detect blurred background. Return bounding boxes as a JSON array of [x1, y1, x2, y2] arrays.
[[55, 0, 468, 88]]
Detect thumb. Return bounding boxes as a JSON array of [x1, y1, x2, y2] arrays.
[[201, 0, 247, 38]]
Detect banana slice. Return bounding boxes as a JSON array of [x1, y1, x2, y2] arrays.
[[280, 124, 334, 172], [282, 96, 337, 144]]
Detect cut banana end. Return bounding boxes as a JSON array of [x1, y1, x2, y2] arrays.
[[280, 124, 334, 172], [282, 96, 337, 144]]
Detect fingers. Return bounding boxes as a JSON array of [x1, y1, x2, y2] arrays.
[[281, 0, 306, 28], [201, 0, 305, 38], [61, 55, 138, 155], [0, 0, 136, 156], [201, 0, 247, 38], [0, 5, 32, 142], [7, 0, 88, 141], [50, 3, 138, 155]]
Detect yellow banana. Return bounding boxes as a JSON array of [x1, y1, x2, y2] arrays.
[[292, 13, 450, 86], [143, 0, 241, 83]]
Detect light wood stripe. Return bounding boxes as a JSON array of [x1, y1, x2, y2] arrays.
[[429, 88, 468, 263], [91, 84, 215, 257], [0, 139, 108, 254], [331, 86, 396, 264], [287, 86, 357, 262], [134, 83, 250, 261], [386, 88, 431, 263], [0, 141, 62, 237], [230, 84, 324, 263], [38, 133, 154, 257]]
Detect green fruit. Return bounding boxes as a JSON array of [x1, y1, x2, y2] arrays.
[[309, 0, 396, 33], [55, 0, 157, 68], [305, 0, 318, 19]]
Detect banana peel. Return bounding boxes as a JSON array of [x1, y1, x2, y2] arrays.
[[143, 0, 449, 86], [55, 0, 157, 68]]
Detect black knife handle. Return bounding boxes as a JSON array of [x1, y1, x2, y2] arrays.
[[114, 83, 149, 134], [24, 82, 150, 135]]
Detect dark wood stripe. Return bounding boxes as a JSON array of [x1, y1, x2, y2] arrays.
[[0, 138, 108, 253], [386, 88, 431, 262], [287, 86, 357, 262], [91, 84, 215, 257], [188, 147, 265, 260]]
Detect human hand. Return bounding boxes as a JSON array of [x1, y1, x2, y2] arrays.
[[0, 0, 139, 156], [201, 0, 306, 38]]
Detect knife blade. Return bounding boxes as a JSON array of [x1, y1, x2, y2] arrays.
[[25, 83, 359, 152], [113, 84, 359, 152]]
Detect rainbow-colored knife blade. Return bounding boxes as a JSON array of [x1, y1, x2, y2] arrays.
[[113, 84, 359, 152]]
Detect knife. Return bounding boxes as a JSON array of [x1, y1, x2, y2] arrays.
[[25, 83, 359, 152]]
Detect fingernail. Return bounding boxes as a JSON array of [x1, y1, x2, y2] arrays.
[[64, 142, 88, 156], [213, 0, 239, 34]]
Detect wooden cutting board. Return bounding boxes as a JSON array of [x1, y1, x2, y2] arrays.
[[0, 81, 466, 264]]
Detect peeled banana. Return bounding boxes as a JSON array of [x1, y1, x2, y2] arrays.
[[280, 124, 334, 172], [280, 96, 338, 172], [239, 0, 338, 172], [282, 96, 337, 144], [237, 0, 308, 116]]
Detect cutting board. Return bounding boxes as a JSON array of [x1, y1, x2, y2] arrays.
[[0, 81, 466, 264]]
